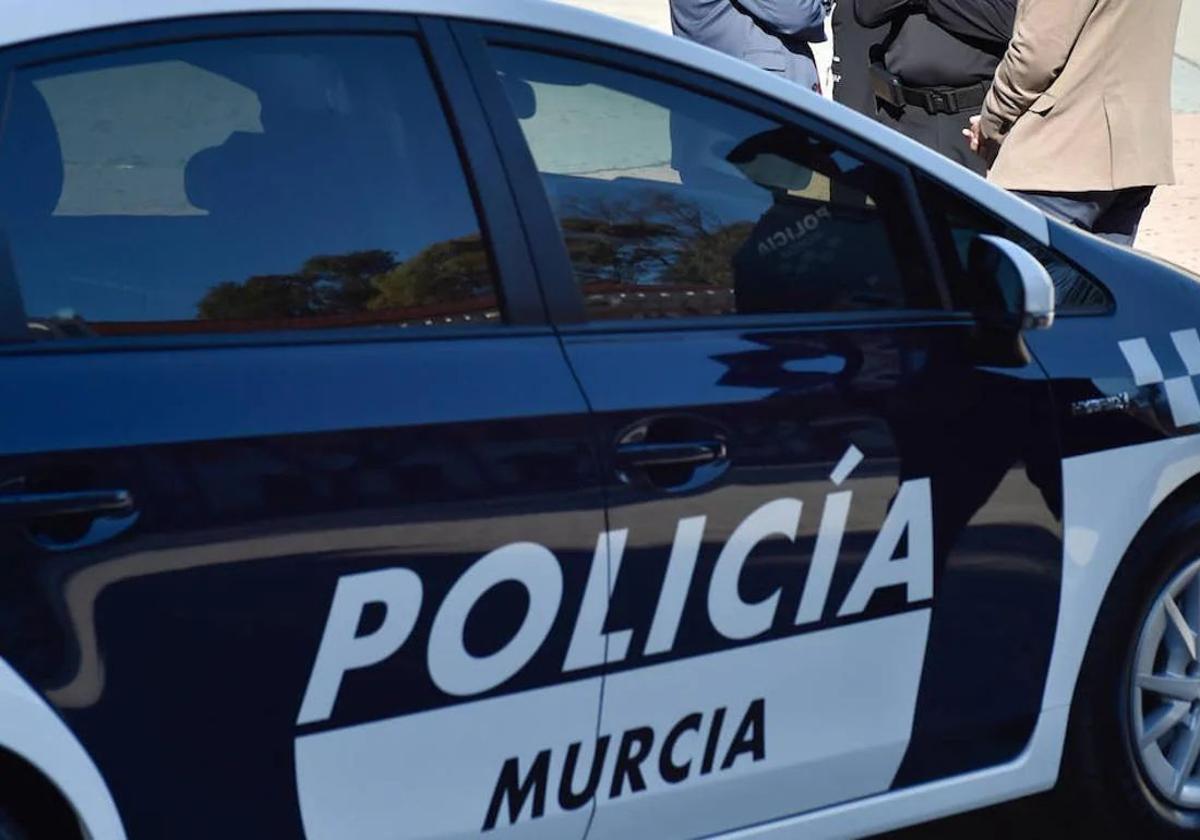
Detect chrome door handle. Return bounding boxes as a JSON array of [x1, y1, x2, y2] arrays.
[[0, 489, 134, 522], [614, 441, 727, 469]]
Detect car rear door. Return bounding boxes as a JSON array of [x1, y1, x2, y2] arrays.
[[0, 15, 605, 840], [455, 23, 1066, 838]]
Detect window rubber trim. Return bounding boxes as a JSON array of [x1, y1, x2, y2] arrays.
[[419, 16, 546, 326], [449, 21, 586, 325]]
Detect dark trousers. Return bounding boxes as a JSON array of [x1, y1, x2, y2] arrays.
[[873, 100, 986, 177], [1013, 187, 1156, 246]]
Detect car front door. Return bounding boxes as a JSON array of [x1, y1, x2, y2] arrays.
[[0, 16, 606, 840], [457, 25, 1066, 838]]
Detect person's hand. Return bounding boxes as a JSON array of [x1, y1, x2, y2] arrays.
[[964, 114, 1002, 167], [962, 115, 983, 155]]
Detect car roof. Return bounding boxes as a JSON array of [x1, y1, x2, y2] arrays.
[[0, 0, 1046, 242]]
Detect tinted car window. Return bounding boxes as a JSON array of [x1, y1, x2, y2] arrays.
[[916, 177, 1111, 313], [489, 46, 936, 321], [0, 35, 500, 338]]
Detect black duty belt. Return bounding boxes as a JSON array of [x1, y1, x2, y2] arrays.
[[868, 62, 990, 115]]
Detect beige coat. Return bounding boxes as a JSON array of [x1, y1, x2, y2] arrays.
[[980, 0, 1181, 192]]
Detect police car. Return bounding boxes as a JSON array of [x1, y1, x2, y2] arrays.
[[0, 1, 1198, 838]]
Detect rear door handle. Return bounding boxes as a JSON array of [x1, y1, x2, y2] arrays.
[[613, 415, 732, 493], [0, 489, 134, 522], [614, 441, 727, 469]]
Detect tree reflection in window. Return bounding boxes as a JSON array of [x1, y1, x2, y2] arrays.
[[193, 236, 499, 332], [554, 188, 748, 319]]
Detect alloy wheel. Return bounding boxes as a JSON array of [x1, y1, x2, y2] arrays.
[[1131, 556, 1200, 808]]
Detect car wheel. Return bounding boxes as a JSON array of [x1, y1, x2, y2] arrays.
[[1063, 500, 1200, 835]]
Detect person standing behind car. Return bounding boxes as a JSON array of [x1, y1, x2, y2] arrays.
[[668, 0, 830, 188], [669, 0, 832, 94], [855, 0, 1015, 175], [965, 0, 1182, 245], [832, 0, 884, 114]]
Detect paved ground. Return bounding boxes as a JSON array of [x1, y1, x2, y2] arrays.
[[1175, 0, 1200, 113], [1143, 0, 1200, 274], [1140, 112, 1200, 274], [556, 0, 1200, 274]]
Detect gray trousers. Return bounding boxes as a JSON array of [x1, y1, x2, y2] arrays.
[[1014, 187, 1156, 246]]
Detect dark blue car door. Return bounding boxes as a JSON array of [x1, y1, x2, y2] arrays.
[[459, 23, 1066, 838], [0, 16, 605, 840]]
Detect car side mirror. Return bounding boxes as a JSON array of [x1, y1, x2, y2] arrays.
[[966, 235, 1054, 367], [968, 234, 1055, 332]]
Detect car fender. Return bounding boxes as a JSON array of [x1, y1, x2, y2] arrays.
[[1047, 434, 1200, 718]]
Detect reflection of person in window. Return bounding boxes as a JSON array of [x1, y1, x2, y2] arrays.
[[725, 129, 898, 315]]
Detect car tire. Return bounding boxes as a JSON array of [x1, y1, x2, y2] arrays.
[[1061, 499, 1200, 835], [0, 809, 30, 840]]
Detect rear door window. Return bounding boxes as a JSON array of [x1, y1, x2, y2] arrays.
[[0, 34, 501, 338]]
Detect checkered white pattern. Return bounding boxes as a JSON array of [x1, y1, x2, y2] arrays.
[[1119, 330, 1200, 427]]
